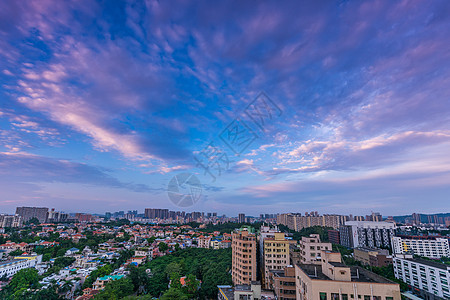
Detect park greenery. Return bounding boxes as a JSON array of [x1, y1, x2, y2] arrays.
[[278, 224, 333, 241]]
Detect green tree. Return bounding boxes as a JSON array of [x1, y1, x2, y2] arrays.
[[158, 242, 169, 253], [127, 265, 150, 294], [94, 277, 134, 300], [26, 217, 40, 225], [8, 268, 39, 292], [56, 248, 67, 257], [161, 287, 188, 300], [8, 249, 24, 257], [165, 262, 182, 278], [183, 274, 200, 297], [43, 253, 52, 261]]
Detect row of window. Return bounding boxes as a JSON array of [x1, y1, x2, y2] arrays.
[[319, 292, 393, 300]]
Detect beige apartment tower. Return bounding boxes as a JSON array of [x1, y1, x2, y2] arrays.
[[263, 231, 293, 288], [298, 234, 332, 264], [232, 228, 257, 285]]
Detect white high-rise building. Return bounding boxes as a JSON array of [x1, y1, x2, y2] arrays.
[[339, 221, 396, 249], [392, 236, 450, 259], [394, 254, 450, 299]]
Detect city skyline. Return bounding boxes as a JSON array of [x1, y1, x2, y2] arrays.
[[1, 1, 450, 216]]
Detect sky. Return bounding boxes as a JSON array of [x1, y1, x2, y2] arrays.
[[0, 0, 449, 217]]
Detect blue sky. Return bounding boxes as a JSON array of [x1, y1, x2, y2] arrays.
[[0, 0, 449, 216]]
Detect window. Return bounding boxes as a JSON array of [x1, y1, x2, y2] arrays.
[[331, 293, 339, 300], [342, 294, 349, 300], [320, 292, 327, 300]]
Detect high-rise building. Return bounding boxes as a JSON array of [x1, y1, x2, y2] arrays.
[[144, 208, 169, 219], [365, 212, 382, 222], [15, 207, 49, 223], [263, 232, 293, 288], [297, 234, 332, 265], [327, 229, 340, 244], [339, 221, 395, 249], [392, 236, 450, 259], [232, 228, 257, 285], [394, 254, 450, 299], [0, 214, 23, 228], [412, 213, 421, 225], [238, 213, 246, 223], [277, 213, 347, 231]]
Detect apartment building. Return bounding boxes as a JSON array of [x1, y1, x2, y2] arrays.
[[232, 228, 257, 285], [263, 232, 293, 288], [259, 226, 281, 264], [197, 235, 211, 248], [0, 254, 42, 278], [328, 230, 340, 244], [277, 213, 347, 231], [295, 251, 401, 300], [339, 221, 395, 249], [15, 207, 48, 223], [268, 266, 296, 299], [354, 247, 392, 267], [298, 234, 332, 265], [393, 254, 450, 299], [391, 236, 450, 259], [0, 214, 22, 228]]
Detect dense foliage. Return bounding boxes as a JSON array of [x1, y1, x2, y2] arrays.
[[0, 268, 61, 300], [279, 224, 333, 241]]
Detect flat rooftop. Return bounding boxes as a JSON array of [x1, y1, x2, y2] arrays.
[[404, 257, 450, 270], [218, 285, 234, 299], [0, 259, 26, 267], [298, 264, 397, 284]]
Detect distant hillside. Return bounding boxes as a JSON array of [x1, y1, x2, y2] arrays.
[[392, 213, 450, 224]]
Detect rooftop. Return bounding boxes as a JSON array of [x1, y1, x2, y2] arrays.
[[0, 259, 27, 267], [297, 264, 397, 284], [401, 257, 450, 270], [218, 285, 234, 299]]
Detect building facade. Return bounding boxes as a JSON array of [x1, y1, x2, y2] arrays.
[[295, 251, 401, 300], [354, 247, 392, 267], [263, 232, 293, 288], [0, 214, 22, 228], [268, 266, 296, 299], [277, 213, 347, 231], [238, 213, 246, 223], [232, 228, 257, 285], [393, 254, 450, 299], [0, 254, 42, 278], [391, 236, 450, 259], [144, 208, 169, 219], [328, 229, 340, 244], [339, 221, 395, 249], [15, 207, 48, 223], [298, 234, 332, 265]]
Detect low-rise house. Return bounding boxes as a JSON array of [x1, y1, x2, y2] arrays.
[[354, 247, 393, 267], [92, 274, 125, 290], [65, 248, 80, 256]]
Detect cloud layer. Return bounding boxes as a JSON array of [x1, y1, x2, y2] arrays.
[[0, 0, 449, 215]]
